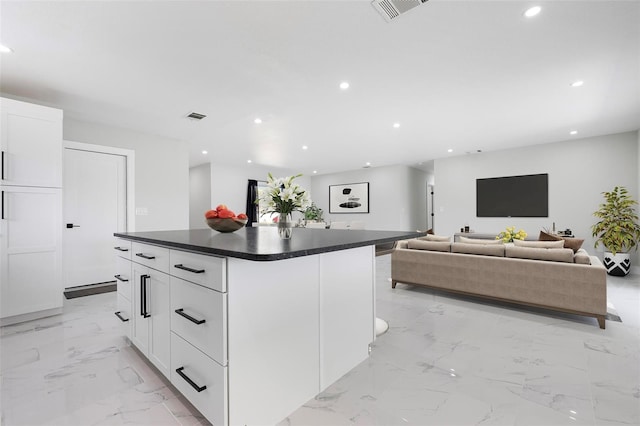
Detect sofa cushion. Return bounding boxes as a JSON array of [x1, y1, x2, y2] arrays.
[[419, 234, 451, 242], [458, 236, 503, 245], [539, 230, 584, 253], [506, 245, 574, 263], [574, 248, 592, 265], [407, 239, 451, 252], [452, 242, 505, 257], [513, 239, 565, 249]]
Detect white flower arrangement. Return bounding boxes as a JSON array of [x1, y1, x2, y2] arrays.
[[259, 173, 311, 216]]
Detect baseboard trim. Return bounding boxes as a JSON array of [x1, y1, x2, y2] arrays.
[[0, 307, 64, 327], [64, 281, 117, 299]]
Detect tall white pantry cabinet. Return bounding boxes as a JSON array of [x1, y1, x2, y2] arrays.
[[0, 97, 64, 325]]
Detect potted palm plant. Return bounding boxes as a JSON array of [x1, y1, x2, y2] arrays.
[[592, 186, 640, 276]]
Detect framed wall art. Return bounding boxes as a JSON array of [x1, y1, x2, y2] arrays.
[[329, 182, 369, 213]]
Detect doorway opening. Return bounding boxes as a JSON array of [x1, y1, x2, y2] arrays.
[[62, 141, 135, 293]]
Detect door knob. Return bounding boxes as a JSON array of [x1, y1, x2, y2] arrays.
[[66, 223, 80, 228]]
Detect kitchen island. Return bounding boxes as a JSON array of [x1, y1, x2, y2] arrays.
[[114, 227, 421, 426]]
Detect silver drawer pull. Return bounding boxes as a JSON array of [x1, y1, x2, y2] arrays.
[[176, 367, 207, 392], [175, 308, 206, 325], [174, 264, 205, 274], [114, 274, 128, 282], [135, 253, 155, 260], [114, 246, 129, 252]]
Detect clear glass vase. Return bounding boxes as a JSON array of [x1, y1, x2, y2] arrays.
[[277, 213, 293, 239]]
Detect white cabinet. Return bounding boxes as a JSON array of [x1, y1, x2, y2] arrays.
[[131, 252, 171, 379], [114, 240, 132, 339], [170, 277, 227, 366], [0, 186, 62, 322], [0, 97, 63, 325], [171, 332, 228, 426], [0, 97, 63, 188]]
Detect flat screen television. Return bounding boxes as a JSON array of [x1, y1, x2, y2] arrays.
[[476, 173, 548, 217]]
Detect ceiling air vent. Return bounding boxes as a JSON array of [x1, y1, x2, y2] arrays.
[[186, 112, 207, 120], [372, 0, 428, 22]]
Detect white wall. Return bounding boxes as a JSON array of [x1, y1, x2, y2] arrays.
[[209, 163, 312, 222], [434, 131, 639, 261], [64, 118, 190, 231], [190, 163, 211, 229], [310, 165, 428, 231]]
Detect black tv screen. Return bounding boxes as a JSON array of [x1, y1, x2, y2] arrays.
[[476, 174, 548, 217]]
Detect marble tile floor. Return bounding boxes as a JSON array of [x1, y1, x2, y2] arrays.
[[1, 256, 639, 426]]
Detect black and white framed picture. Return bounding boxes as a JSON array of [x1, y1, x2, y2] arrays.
[[329, 182, 369, 213]]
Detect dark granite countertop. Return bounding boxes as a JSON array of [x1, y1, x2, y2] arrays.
[[114, 227, 423, 261]]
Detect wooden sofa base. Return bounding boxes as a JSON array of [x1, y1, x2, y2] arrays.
[[391, 279, 606, 329]]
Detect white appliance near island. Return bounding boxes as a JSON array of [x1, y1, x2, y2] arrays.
[[0, 97, 64, 325], [114, 228, 420, 426]]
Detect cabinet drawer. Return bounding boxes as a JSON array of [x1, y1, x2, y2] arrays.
[[115, 292, 132, 340], [114, 256, 132, 299], [169, 250, 226, 292], [171, 333, 228, 426], [131, 242, 169, 273], [170, 277, 227, 365], [113, 239, 132, 260]]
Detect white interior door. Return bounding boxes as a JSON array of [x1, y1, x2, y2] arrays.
[[63, 148, 126, 287]]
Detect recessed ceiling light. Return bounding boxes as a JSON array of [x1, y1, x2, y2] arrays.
[[524, 6, 541, 17], [365, 162, 371, 167], [302, 145, 308, 150], [393, 123, 400, 128], [571, 80, 584, 87], [247, 159, 252, 163], [570, 130, 578, 135], [339, 81, 350, 90], [202, 150, 208, 155], [254, 118, 262, 124], [447, 149, 453, 153], [0, 44, 13, 53], [313, 170, 318, 174]]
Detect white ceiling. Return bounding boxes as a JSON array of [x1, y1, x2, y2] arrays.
[[1, 1, 639, 175]]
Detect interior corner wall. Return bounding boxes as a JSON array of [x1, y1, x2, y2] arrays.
[[209, 163, 311, 221], [190, 163, 211, 229], [310, 165, 428, 231], [63, 118, 190, 231], [434, 131, 638, 262]]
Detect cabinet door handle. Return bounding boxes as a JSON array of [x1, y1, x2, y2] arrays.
[[1, 150, 4, 180], [175, 308, 206, 325], [175, 367, 207, 392], [141, 274, 150, 318], [114, 311, 129, 322], [114, 246, 129, 252], [136, 253, 155, 260], [114, 274, 128, 282], [174, 264, 205, 274], [1, 190, 4, 220]]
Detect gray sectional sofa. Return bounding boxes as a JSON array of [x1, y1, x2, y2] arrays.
[[391, 236, 608, 328]]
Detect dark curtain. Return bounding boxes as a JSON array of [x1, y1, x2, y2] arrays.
[[246, 179, 259, 227]]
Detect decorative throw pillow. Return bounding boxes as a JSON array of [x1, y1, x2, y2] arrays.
[[513, 239, 565, 249], [539, 230, 584, 252], [562, 238, 584, 253], [458, 236, 503, 245], [539, 230, 563, 242], [419, 234, 451, 242], [407, 239, 451, 252]]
